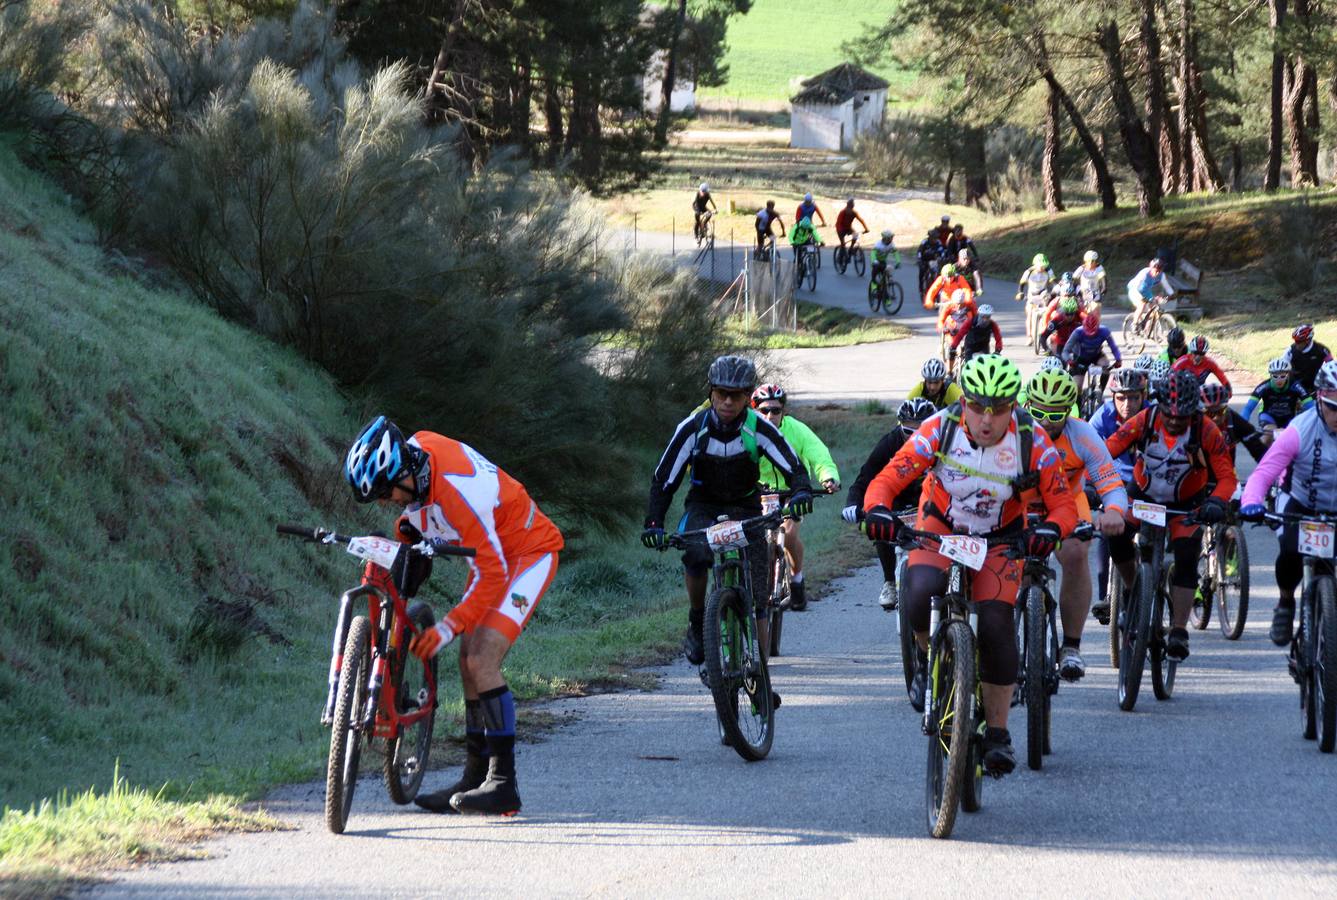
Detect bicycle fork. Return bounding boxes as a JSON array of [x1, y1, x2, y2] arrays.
[[322, 586, 366, 725]]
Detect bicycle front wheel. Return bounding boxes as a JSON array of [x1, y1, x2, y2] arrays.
[[1315, 576, 1337, 752], [1154, 313, 1177, 343], [1022, 587, 1050, 770], [1122, 313, 1146, 355], [1118, 566, 1153, 711], [768, 552, 788, 658], [384, 602, 438, 805], [705, 585, 774, 761], [853, 247, 866, 277], [326, 615, 371, 834], [885, 280, 905, 315], [926, 620, 976, 839], [833, 245, 848, 274], [1217, 525, 1249, 640], [805, 257, 817, 292], [867, 277, 882, 313]]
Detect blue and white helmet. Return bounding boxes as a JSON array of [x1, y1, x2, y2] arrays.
[[1040, 356, 1066, 372], [345, 416, 412, 503]]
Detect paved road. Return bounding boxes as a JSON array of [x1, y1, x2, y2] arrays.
[[95, 260, 1337, 895]]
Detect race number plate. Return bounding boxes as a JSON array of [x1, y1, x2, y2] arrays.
[[346, 535, 403, 570], [1132, 501, 1167, 527], [938, 534, 988, 572], [761, 493, 781, 515], [1299, 521, 1336, 559], [705, 520, 748, 552]]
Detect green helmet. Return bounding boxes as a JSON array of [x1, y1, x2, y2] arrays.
[[941, 263, 957, 278], [1059, 297, 1079, 314], [1032, 253, 1049, 268], [1025, 369, 1078, 409], [958, 354, 1022, 406]]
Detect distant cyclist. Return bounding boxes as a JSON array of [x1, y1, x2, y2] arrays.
[[870, 229, 901, 286], [1172, 335, 1231, 391], [1016, 253, 1057, 344], [1127, 257, 1174, 319], [1157, 327, 1189, 366], [843, 397, 936, 610], [753, 384, 840, 612], [945, 224, 977, 264], [835, 198, 870, 251], [924, 262, 973, 312], [1073, 250, 1106, 305], [952, 303, 1003, 363], [788, 216, 822, 263], [917, 229, 947, 287], [692, 183, 716, 238], [795, 192, 826, 227], [909, 357, 962, 409], [934, 214, 952, 245], [1089, 367, 1150, 620], [1242, 358, 1310, 432], [1040, 296, 1085, 357], [1062, 311, 1122, 396], [1201, 383, 1268, 463], [755, 200, 784, 256], [1284, 324, 1334, 396], [954, 248, 984, 296]]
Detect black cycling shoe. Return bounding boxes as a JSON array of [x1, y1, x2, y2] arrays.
[[982, 727, 1016, 777], [683, 625, 705, 665], [1271, 604, 1296, 647], [789, 579, 807, 611], [414, 753, 488, 814], [909, 654, 928, 713], [450, 755, 521, 816], [1166, 627, 1190, 661]]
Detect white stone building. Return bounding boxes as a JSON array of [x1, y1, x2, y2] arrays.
[[789, 63, 890, 152]]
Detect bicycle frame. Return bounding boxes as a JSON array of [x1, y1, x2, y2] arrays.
[[323, 564, 436, 740]]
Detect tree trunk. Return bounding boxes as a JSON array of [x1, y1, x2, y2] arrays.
[[1098, 20, 1163, 217], [1265, 0, 1287, 191], [1139, 0, 1178, 194], [1085, 131, 1108, 193], [1187, 58, 1225, 192], [1042, 82, 1065, 213], [1284, 57, 1320, 187], [1302, 64, 1321, 180], [1175, 0, 1224, 193], [512, 59, 532, 156], [425, 0, 472, 125], [653, 0, 688, 148], [543, 76, 563, 166], [943, 169, 953, 205], [963, 127, 989, 208], [1032, 31, 1116, 210]]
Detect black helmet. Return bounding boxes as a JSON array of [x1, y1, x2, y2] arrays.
[[1166, 326, 1186, 348], [708, 355, 757, 390]]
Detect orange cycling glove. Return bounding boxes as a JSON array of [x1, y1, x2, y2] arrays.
[[410, 621, 457, 661]]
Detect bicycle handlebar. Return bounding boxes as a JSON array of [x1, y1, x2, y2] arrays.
[[276, 524, 477, 558], [1258, 511, 1337, 527]]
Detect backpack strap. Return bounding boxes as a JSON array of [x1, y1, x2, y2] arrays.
[[740, 407, 760, 463], [933, 403, 1038, 492]]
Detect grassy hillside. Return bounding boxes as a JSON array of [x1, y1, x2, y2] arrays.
[[694, 0, 910, 104]]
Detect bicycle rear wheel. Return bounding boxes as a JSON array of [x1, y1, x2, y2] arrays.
[[1151, 581, 1178, 700], [1315, 576, 1337, 752], [1153, 313, 1177, 343], [1217, 525, 1249, 640], [925, 621, 975, 839], [1191, 537, 1214, 631], [326, 615, 370, 834], [768, 551, 788, 658], [896, 556, 918, 701], [885, 280, 905, 315], [853, 247, 866, 277], [384, 602, 438, 805], [704, 585, 774, 761], [1118, 566, 1153, 711], [1121, 313, 1146, 355], [1023, 586, 1047, 771], [833, 245, 849, 274]]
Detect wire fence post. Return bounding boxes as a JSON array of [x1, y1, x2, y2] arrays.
[[633, 213, 637, 252], [671, 215, 675, 257]]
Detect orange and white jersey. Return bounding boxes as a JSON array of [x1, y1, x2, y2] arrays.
[[397, 432, 563, 635]]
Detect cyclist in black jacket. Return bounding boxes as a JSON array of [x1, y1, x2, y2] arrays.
[[1285, 324, 1334, 396], [642, 356, 813, 667], [842, 398, 935, 610]]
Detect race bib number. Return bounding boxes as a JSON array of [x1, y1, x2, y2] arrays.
[[705, 520, 748, 552], [1299, 521, 1335, 559], [1132, 501, 1167, 527], [761, 493, 781, 515], [938, 534, 988, 571], [346, 535, 403, 570]]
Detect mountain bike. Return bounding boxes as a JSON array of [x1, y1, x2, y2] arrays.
[[1190, 516, 1250, 640], [663, 504, 797, 761], [1072, 362, 1113, 420], [694, 210, 714, 247], [794, 243, 819, 292], [918, 254, 943, 296], [276, 524, 476, 834], [1258, 510, 1337, 752], [833, 233, 867, 277], [753, 233, 776, 263], [868, 266, 905, 315], [894, 526, 1025, 839], [1116, 502, 1197, 711], [1121, 297, 1176, 355], [1015, 521, 1091, 770]]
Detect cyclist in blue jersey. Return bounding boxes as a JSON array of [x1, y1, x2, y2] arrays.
[[1127, 257, 1174, 318], [795, 192, 826, 227], [1089, 367, 1149, 621], [1062, 311, 1122, 395], [1242, 358, 1312, 434]]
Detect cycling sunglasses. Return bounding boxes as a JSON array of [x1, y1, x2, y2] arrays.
[[1026, 404, 1070, 423], [757, 406, 784, 416], [1318, 392, 1337, 410], [963, 398, 1014, 416], [711, 387, 751, 402]]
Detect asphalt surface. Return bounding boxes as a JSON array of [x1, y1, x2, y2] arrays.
[[93, 238, 1337, 898]]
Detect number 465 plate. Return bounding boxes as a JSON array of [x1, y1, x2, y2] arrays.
[[1300, 521, 1335, 559]]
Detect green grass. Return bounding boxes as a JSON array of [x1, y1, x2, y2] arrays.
[[0, 139, 898, 881], [742, 300, 909, 348], [0, 765, 280, 897], [693, 0, 910, 104]]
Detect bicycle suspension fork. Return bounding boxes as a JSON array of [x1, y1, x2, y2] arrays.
[[323, 585, 376, 725]]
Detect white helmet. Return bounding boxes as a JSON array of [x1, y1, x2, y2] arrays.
[[881, 229, 893, 241], [941, 215, 951, 223], [1083, 250, 1099, 263], [1040, 356, 1066, 372], [699, 182, 709, 192], [977, 304, 994, 318], [804, 192, 813, 202], [949, 288, 968, 305], [1268, 357, 1292, 375]]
